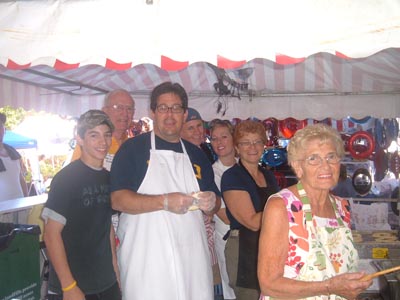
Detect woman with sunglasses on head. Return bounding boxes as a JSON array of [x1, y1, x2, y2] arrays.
[[221, 120, 279, 300], [209, 119, 237, 300], [258, 124, 372, 300]]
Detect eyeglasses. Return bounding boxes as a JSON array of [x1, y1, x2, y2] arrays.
[[109, 104, 135, 113], [301, 153, 341, 166], [238, 140, 264, 148], [156, 104, 184, 114]]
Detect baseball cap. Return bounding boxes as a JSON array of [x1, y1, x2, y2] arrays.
[[77, 109, 114, 137], [185, 107, 202, 122]]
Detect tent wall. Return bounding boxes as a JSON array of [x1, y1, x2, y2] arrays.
[[1, 49, 400, 119]]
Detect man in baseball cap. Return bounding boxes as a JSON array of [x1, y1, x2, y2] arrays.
[[181, 107, 216, 163]]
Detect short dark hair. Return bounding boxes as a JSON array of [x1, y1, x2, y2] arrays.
[[0, 113, 6, 125], [76, 109, 114, 138], [150, 82, 188, 113]]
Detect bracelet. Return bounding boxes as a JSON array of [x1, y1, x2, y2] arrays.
[[163, 193, 168, 211], [62, 280, 77, 292]]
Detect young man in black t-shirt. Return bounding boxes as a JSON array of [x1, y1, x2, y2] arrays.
[[42, 110, 121, 300]]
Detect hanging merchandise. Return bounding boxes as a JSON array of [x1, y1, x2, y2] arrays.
[[231, 118, 242, 126], [273, 171, 288, 189], [262, 148, 287, 167], [278, 118, 306, 139], [389, 152, 400, 178], [373, 148, 388, 181], [383, 118, 399, 149], [341, 133, 351, 152], [374, 118, 385, 149], [348, 116, 375, 132], [348, 131, 375, 159], [262, 118, 279, 147], [314, 118, 332, 126], [352, 168, 373, 196]]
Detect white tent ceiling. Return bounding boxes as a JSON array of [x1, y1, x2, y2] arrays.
[[0, 0, 399, 120]]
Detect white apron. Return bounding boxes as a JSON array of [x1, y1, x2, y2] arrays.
[[117, 132, 213, 300], [262, 183, 359, 300], [295, 183, 358, 300]]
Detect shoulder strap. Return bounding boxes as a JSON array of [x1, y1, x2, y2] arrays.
[[4, 143, 21, 160]]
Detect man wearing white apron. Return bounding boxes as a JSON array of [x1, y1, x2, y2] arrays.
[[111, 82, 221, 300]]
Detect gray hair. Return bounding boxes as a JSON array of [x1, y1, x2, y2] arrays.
[[287, 123, 344, 166], [103, 89, 133, 107]]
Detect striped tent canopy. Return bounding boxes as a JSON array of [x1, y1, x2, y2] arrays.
[[0, 0, 399, 120]]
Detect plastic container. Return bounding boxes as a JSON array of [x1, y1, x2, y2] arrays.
[[0, 222, 41, 300]]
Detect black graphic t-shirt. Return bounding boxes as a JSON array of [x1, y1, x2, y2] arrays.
[[44, 159, 116, 294]]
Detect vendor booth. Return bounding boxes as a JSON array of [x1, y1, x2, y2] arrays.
[[0, 1, 399, 299]]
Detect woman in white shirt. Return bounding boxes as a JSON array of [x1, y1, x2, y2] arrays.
[[210, 119, 237, 300]]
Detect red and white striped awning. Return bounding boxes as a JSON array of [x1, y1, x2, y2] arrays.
[[0, 0, 400, 119]]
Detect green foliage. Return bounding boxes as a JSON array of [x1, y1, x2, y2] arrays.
[[39, 155, 67, 181], [1, 107, 68, 191], [0, 105, 29, 130]]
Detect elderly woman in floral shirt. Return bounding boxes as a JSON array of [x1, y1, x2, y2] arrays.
[[258, 124, 372, 300]]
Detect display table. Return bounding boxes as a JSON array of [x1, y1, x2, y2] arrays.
[[0, 194, 47, 224], [353, 230, 400, 259], [0, 194, 47, 215]]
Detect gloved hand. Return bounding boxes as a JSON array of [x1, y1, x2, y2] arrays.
[[162, 192, 194, 214], [192, 191, 216, 213]]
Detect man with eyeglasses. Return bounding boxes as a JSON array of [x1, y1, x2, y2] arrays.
[[0, 112, 29, 223], [110, 82, 221, 300], [70, 89, 135, 171]]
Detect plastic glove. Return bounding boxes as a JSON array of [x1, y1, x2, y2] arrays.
[[192, 191, 216, 213], [163, 192, 193, 214]]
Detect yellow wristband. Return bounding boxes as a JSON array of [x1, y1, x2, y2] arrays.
[[62, 280, 77, 292]]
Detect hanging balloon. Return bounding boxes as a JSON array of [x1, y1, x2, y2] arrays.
[[352, 168, 372, 196], [279, 118, 307, 139], [348, 131, 375, 159], [389, 152, 400, 178], [262, 148, 287, 167]]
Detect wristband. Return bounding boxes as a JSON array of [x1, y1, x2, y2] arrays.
[[62, 280, 77, 292], [163, 193, 168, 211]]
